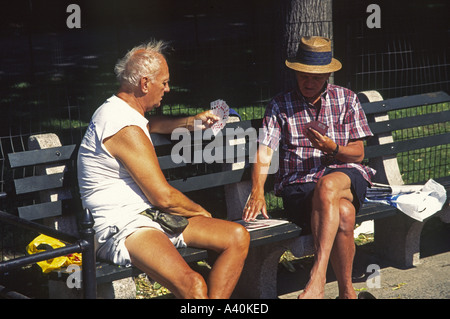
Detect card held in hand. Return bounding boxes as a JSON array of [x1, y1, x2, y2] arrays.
[[210, 99, 229, 136], [303, 120, 328, 136]]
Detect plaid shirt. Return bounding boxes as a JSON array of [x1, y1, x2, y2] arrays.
[[259, 83, 376, 195]]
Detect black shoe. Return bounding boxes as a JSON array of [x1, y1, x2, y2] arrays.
[[358, 291, 376, 299]]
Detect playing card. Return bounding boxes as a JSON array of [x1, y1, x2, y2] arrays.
[[210, 99, 229, 135], [303, 120, 328, 136]]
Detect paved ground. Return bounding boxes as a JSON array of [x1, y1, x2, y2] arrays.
[[277, 218, 450, 299]]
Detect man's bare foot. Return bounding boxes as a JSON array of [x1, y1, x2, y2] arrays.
[[297, 279, 325, 299], [298, 287, 324, 299]]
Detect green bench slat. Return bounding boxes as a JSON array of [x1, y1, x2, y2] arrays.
[[168, 169, 247, 193], [357, 203, 399, 223], [18, 201, 63, 220], [7, 145, 77, 168], [368, 110, 450, 135], [364, 132, 450, 159], [14, 173, 65, 195], [362, 91, 450, 115], [150, 119, 257, 148], [247, 222, 302, 247]]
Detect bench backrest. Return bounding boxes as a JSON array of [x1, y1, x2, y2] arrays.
[[360, 91, 450, 185], [150, 119, 257, 193], [6, 144, 79, 221], [5, 119, 255, 223]]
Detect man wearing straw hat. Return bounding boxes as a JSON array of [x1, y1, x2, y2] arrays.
[[243, 36, 376, 299]]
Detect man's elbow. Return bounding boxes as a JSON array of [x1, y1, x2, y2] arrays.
[[354, 152, 365, 163], [149, 187, 178, 210]]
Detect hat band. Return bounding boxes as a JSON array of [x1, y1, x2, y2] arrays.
[[292, 50, 332, 66]]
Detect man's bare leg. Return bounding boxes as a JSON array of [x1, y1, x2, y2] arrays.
[[330, 199, 357, 299], [299, 172, 353, 299], [125, 228, 209, 299], [183, 216, 250, 299], [126, 217, 249, 299]]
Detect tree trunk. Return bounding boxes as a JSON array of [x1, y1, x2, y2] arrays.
[[275, 0, 334, 92]]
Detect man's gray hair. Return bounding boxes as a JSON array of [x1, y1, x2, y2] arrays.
[[114, 40, 168, 86]]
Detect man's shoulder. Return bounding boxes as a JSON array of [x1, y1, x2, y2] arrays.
[[92, 96, 140, 122], [326, 83, 358, 98], [326, 84, 361, 108]]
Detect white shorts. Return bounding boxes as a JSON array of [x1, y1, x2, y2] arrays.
[[95, 214, 187, 266]]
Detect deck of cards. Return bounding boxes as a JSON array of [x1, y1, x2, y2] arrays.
[[210, 99, 229, 135]]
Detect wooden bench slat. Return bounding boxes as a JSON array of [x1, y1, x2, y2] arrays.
[[362, 91, 450, 115], [357, 203, 399, 223], [7, 145, 77, 168], [13, 173, 65, 195], [18, 201, 63, 220], [157, 143, 249, 170], [365, 132, 450, 159], [168, 169, 248, 192], [368, 110, 450, 135], [247, 222, 301, 247], [177, 247, 209, 263], [95, 263, 135, 285], [150, 119, 257, 147]]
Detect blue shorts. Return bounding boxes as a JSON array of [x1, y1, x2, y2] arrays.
[[281, 168, 369, 234]]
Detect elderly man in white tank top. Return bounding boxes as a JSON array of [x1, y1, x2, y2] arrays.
[[78, 40, 250, 299]]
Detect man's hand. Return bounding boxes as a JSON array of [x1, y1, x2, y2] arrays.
[[242, 188, 269, 222], [190, 110, 220, 130], [304, 127, 336, 154], [242, 144, 273, 221]]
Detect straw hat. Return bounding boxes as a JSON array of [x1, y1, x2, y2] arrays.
[[285, 36, 342, 74]]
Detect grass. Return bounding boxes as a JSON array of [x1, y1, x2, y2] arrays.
[[390, 102, 449, 184]]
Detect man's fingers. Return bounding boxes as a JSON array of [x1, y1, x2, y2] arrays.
[[243, 198, 266, 221]]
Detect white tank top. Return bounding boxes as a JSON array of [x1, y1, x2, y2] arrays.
[[77, 95, 153, 232]]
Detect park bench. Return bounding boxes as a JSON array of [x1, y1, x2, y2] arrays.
[[280, 90, 450, 268], [0, 90, 448, 299], [0, 120, 301, 299]]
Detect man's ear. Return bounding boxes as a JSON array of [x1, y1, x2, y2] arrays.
[[140, 76, 150, 93]]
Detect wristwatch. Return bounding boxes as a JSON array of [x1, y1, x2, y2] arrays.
[[330, 143, 339, 157]]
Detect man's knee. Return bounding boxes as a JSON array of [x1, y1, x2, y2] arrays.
[[316, 175, 342, 198], [338, 199, 356, 234], [218, 223, 250, 258], [230, 223, 250, 252], [315, 173, 352, 203]]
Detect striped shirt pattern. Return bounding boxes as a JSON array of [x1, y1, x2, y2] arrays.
[[259, 83, 376, 195]]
